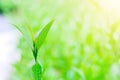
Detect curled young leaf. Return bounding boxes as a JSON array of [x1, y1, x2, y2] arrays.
[[32, 41, 38, 62], [32, 62, 42, 80]]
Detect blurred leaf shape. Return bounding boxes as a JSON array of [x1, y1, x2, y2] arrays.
[[12, 24, 33, 49]]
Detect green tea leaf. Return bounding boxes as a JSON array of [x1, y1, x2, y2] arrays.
[[12, 24, 32, 49], [36, 20, 54, 49], [32, 62, 42, 80]]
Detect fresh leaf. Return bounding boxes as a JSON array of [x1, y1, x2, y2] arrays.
[[32, 62, 42, 80], [12, 24, 33, 49], [36, 20, 54, 49]]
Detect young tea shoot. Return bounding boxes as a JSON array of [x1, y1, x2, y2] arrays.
[[13, 20, 54, 80]]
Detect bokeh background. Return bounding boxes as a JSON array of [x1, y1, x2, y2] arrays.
[[1, 0, 120, 80]]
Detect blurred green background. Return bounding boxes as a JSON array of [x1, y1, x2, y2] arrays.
[[1, 0, 120, 80]]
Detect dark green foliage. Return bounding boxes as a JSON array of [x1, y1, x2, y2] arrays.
[[0, 0, 17, 14]]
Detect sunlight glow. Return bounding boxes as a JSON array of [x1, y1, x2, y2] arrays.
[[96, 0, 120, 20]]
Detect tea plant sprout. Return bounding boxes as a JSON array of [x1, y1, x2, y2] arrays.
[[13, 20, 54, 80]]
